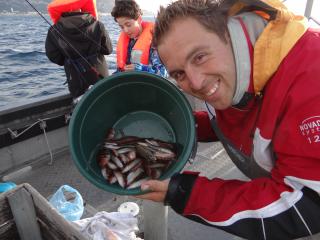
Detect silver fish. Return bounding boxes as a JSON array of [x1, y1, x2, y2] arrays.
[[127, 168, 144, 185], [111, 155, 124, 169], [122, 158, 142, 173], [107, 161, 118, 170], [137, 142, 148, 147], [119, 153, 130, 165], [145, 139, 159, 146], [101, 168, 108, 180], [126, 150, 136, 161], [127, 177, 150, 189], [114, 171, 125, 188], [154, 151, 176, 160], [104, 144, 121, 150], [148, 163, 167, 168], [109, 175, 117, 184], [136, 145, 156, 162], [117, 147, 136, 154]]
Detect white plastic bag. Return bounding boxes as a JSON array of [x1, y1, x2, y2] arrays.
[[73, 211, 141, 240], [49, 185, 84, 221]]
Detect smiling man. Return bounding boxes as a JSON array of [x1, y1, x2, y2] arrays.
[[159, 17, 236, 109], [136, 0, 320, 239]]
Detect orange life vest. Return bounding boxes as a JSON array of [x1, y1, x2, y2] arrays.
[[48, 0, 98, 24], [116, 21, 154, 70]]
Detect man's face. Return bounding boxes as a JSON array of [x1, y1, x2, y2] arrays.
[[116, 16, 142, 39], [158, 17, 236, 110]]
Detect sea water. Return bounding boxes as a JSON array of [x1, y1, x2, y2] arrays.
[[0, 14, 152, 108]]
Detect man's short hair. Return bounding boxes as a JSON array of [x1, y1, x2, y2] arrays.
[[111, 0, 143, 21], [153, 0, 234, 47]]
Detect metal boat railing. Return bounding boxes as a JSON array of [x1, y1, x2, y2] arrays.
[[283, 0, 320, 26], [0, 93, 73, 177]]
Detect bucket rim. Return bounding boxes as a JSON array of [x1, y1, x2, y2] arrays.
[[68, 72, 196, 195]]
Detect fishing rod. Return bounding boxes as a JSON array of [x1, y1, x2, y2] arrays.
[[23, 0, 104, 77]]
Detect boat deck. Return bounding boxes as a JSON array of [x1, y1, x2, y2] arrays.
[[1, 95, 248, 239], [7, 140, 246, 240]]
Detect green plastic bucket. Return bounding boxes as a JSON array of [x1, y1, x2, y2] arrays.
[[69, 72, 196, 195]]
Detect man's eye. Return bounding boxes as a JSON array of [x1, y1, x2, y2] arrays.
[[194, 53, 206, 64]]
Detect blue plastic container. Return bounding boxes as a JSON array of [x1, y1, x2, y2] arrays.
[[0, 182, 17, 193]]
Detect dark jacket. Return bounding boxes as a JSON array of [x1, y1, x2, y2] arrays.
[[45, 12, 113, 98]]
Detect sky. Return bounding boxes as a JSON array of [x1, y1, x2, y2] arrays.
[[135, 0, 172, 14], [135, 0, 319, 27], [284, 0, 319, 16]]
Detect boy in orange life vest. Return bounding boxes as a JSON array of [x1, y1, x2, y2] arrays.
[[111, 0, 167, 77]]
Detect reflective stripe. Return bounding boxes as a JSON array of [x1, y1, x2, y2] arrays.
[[187, 189, 303, 226]]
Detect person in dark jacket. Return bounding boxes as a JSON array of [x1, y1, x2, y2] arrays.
[[45, 11, 112, 99]]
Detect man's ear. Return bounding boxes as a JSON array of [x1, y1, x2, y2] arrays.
[[137, 16, 142, 24]]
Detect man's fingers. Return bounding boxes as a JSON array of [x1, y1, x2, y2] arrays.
[[135, 192, 165, 202], [141, 179, 169, 192], [133, 179, 170, 202]]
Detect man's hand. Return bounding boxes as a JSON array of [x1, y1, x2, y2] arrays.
[[123, 64, 135, 71], [135, 179, 170, 202]]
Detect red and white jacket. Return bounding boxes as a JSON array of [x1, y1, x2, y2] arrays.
[[166, 26, 320, 240]]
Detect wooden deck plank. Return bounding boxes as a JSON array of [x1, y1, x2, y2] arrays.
[[7, 187, 42, 240]]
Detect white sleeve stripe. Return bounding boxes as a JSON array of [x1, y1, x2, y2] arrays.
[[188, 189, 303, 226]]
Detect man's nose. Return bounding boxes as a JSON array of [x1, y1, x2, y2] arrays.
[[186, 66, 203, 90]]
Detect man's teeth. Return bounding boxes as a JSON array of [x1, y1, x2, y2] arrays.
[[206, 82, 219, 96]]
